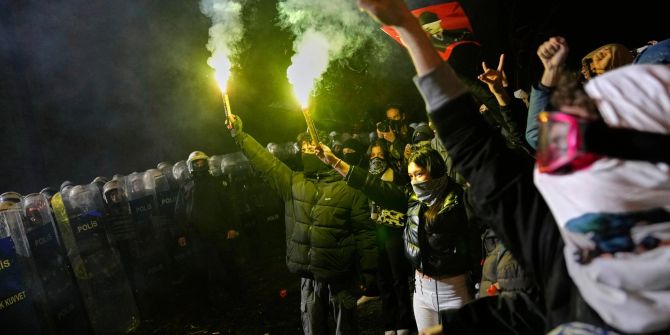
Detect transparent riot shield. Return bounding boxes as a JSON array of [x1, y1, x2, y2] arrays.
[[101, 179, 140, 298], [208, 155, 224, 177], [0, 196, 48, 334], [221, 152, 252, 183], [144, 169, 180, 296], [145, 169, 178, 220], [51, 185, 139, 334], [124, 172, 171, 318], [22, 193, 92, 334], [124, 172, 154, 225], [157, 162, 177, 190], [284, 141, 301, 170], [172, 160, 190, 186], [101, 179, 138, 260]]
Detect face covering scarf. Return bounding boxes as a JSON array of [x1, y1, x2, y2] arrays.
[[534, 65, 670, 333], [369, 157, 388, 176], [302, 153, 328, 175], [411, 175, 450, 206]]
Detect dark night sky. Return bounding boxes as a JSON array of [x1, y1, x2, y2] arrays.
[[0, 0, 664, 194]]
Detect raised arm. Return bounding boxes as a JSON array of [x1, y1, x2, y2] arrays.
[[315, 142, 408, 212], [526, 37, 569, 148], [356, 0, 563, 287], [228, 114, 293, 201], [357, 0, 443, 76]]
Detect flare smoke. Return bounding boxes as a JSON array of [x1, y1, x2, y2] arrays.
[[278, 0, 382, 103], [200, 0, 246, 91]]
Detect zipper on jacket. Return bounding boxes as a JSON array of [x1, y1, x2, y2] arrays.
[[307, 179, 321, 264]]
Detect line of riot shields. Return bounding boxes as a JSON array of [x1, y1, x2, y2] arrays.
[[0, 151, 284, 334]]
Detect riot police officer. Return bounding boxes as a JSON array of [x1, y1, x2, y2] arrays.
[[174, 151, 241, 313]]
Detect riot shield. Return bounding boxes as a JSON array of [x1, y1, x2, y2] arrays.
[[51, 185, 139, 334], [144, 169, 177, 220], [172, 160, 190, 186], [22, 193, 92, 334], [101, 179, 140, 285], [222, 152, 282, 227], [157, 162, 178, 190], [221, 152, 252, 182], [124, 172, 172, 318], [208, 155, 224, 177], [0, 195, 48, 334]]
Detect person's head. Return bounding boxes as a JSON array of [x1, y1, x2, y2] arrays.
[[102, 180, 125, 205], [342, 138, 366, 167], [418, 11, 442, 36], [580, 43, 633, 81], [0, 192, 21, 213], [369, 142, 386, 160], [411, 123, 435, 145], [22, 194, 48, 226], [385, 106, 403, 121], [187, 151, 210, 178], [534, 65, 670, 333], [297, 131, 329, 174], [407, 147, 447, 184], [550, 71, 599, 119], [535, 71, 602, 174], [368, 141, 390, 176]]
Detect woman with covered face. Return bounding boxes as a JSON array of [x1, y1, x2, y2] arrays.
[[317, 142, 476, 332], [364, 141, 415, 334]]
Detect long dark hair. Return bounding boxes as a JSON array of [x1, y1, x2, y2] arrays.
[[408, 147, 448, 228]]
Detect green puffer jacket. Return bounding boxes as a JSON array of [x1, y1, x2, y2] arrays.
[[235, 131, 377, 281]]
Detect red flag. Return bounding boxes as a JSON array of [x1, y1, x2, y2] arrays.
[[381, 1, 478, 61]]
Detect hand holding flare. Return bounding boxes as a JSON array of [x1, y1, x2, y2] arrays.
[[314, 142, 350, 177]]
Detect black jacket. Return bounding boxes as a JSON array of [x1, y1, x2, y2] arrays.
[[416, 63, 606, 333], [346, 166, 472, 277], [174, 174, 237, 242], [234, 131, 377, 281]]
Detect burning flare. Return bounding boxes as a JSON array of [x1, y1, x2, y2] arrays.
[[210, 55, 233, 94]]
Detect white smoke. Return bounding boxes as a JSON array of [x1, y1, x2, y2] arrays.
[[200, 0, 246, 91], [278, 0, 383, 101]]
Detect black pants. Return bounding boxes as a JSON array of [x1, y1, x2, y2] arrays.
[[300, 277, 358, 335], [376, 224, 415, 331], [190, 236, 241, 310]]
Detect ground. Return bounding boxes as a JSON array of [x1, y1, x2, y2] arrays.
[[132, 211, 386, 335]]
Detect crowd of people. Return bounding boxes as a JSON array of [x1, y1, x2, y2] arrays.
[[2, 0, 669, 334]]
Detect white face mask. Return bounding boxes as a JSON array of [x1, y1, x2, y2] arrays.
[[534, 64, 670, 334]]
